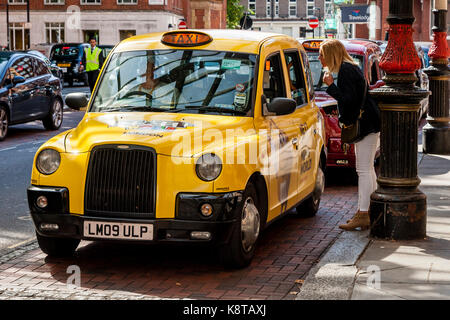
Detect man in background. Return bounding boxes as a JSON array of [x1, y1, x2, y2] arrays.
[[81, 37, 104, 92]]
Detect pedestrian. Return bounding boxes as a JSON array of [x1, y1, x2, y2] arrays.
[[81, 37, 104, 92], [319, 39, 380, 231]]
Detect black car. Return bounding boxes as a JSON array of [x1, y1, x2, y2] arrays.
[[0, 52, 63, 141], [98, 44, 114, 62], [21, 50, 64, 88], [49, 43, 89, 87]]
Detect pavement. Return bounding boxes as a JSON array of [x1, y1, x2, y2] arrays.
[[296, 151, 450, 300]]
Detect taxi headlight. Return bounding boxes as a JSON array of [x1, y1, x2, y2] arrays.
[[196, 153, 222, 181], [36, 149, 61, 175]]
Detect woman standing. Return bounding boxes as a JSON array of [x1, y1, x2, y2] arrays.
[[319, 39, 381, 231]]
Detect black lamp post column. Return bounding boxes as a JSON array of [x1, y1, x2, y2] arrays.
[[423, 1, 450, 155], [369, 0, 430, 240]]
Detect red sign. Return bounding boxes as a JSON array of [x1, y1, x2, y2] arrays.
[[308, 18, 319, 29], [178, 21, 187, 29]]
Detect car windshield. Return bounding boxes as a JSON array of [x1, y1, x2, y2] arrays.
[[0, 53, 12, 77], [90, 50, 257, 115], [51, 46, 79, 58], [307, 52, 364, 91]]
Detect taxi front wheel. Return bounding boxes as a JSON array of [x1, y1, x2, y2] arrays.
[[296, 164, 325, 218], [220, 183, 261, 269], [36, 232, 80, 257]]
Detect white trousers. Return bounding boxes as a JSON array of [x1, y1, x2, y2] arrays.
[[354, 132, 380, 212]]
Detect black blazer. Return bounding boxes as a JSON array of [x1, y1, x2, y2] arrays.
[[326, 62, 380, 138]]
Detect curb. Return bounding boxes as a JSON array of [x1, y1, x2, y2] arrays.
[[0, 239, 38, 265], [296, 229, 371, 300]]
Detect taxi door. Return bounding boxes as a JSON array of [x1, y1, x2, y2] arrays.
[[281, 48, 316, 199], [256, 47, 299, 221]]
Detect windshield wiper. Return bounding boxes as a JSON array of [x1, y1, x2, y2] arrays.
[[104, 106, 173, 112], [183, 105, 247, 115]]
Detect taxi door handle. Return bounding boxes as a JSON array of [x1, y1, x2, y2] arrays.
[[291, 138, 298, 145]]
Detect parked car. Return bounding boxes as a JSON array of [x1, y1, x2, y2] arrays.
[[0, 51, 63, 141], [298, 38, 384, 170], [379, 42, 429, 118], [49, 43, 89, 87], [21, 50, 64, 88], [28, 30, 326, 268]]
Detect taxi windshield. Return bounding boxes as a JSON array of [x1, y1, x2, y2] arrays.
[[307, 52, 364, 91], [90, 50, 257, 115]]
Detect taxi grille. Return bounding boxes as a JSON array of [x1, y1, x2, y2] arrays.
[[85, 145, 156, 219]]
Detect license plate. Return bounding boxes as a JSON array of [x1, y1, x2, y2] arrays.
[[336, 160, 349, 165], [58, 63, 71, 67], [61, 67, 67, 72], [83, 221, 153, 240]]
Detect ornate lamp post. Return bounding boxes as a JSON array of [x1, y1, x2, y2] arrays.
[[369, 0, 430, 240], [423, 0, 450, 155]]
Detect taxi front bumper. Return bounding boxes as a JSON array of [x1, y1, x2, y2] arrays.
[[28, 186, 243, 245]]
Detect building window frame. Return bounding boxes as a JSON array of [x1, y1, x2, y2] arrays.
[[148, 0, 164, 4], [117, 0, 137, 4], [8, 0, 27, 4], [248, 0, 256, 16], [266, 0, 271, 17], [45, 22, 65, 43], [44, 0, 65, 4], [307, 0, 315, 17], [80, 0, 101, 5], [289, 0, 297, 17]]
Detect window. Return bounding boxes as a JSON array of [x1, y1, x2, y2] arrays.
[[248, 0, 256, 15], [44, 0, 65, 4], [284, 51, 307, 106], [289, 0, 297, 17], [10, 57, 33, 80], [118, 0, 137, 3], [275, 0, 279, 17], [119, 30, 136, 41], [33, 58, 50, 77], [300, 50, 314, 100], [80, 0, 101, 4], [45, 23, 65, 43], [91, 50, 257, 115], [8, 0, 26, 4], [307, 0, 315, 16], [149, 0, 164, 4], [263, 53, 286, 105], [266, 0, 271, 17]]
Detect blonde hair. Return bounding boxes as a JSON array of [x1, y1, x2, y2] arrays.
[[319, 39, 357, 73]]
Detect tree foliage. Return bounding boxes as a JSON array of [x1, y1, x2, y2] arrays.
[[227, 0, 246, 29]]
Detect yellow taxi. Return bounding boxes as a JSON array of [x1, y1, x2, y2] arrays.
[[27, 30, 326, 268]]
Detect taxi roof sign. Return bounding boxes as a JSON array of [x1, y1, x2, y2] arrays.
[[302, 40, 323, 51], [161, 31, 212, 47]]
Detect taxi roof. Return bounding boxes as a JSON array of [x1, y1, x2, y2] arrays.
[[299, 38, 381, 56], [114, 29, 296, 55]]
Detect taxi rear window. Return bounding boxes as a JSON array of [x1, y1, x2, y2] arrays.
[[91, 50, 257, 115], [51, 46, 80, 57]]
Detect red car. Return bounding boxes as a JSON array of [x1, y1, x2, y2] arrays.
[[298, 39, 384, 169]]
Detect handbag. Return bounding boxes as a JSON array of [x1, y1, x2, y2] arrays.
[[340, 81, 367, 144]]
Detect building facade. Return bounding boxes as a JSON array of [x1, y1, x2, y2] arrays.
[[0, 0, 227, 50]]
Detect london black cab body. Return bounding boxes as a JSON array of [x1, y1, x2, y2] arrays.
[[0, 51, 64, 141], [28, 30, 326, 268]]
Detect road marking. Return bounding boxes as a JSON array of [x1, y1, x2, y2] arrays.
[[7, 237, 36, 249], [0, 147, 17, 152]]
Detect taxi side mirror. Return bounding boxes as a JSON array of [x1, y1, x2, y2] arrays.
[[65, 92, 89, 110], [267, 97, 296, 116]]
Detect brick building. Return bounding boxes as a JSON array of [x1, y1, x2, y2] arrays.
[[239, 0, 335, 39], [0, 0, 227, 50]]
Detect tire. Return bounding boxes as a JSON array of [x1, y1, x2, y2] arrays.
[[220, 183, 262, 268], [43, 98, 63, 130], [0, 106, 8, 141], [36, 232, 80, 257], [296, 162, 325, 217]]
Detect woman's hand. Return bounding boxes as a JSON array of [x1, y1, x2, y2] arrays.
[[323, 72, 334, 86]]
